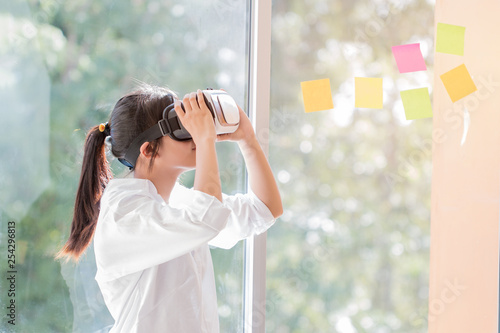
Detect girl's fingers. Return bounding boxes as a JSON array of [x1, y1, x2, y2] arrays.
[[173, 100, 184, 118], [182, 94, 193, 112], [179, 90, 212, 116], [188, 92, 199, 110], [197, 89, 208, 109]]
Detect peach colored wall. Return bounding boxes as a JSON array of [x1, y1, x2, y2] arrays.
[[430, 0, 500, 332]]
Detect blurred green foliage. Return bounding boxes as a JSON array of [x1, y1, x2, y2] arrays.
[[0, 0, 433, 332], [1, 0, 249, 331], [267, 0, 433, 332]]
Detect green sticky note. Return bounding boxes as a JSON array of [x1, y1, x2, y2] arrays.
[[440, 64, 477, 103], [400, 87, 433, 120], [354, 77, 383, 109], [301, 78, 334, 113], [436, 23, 466, 56]]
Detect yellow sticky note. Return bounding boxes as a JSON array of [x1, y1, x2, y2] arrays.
[[301, 78, 334, 113], [355, 77, 383, 109], [400, 87, 433, 120], [436, 23, 466, 56], [440, 64, 477, 103]]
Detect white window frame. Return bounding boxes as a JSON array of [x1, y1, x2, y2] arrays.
[[243, 0, 272, 332]]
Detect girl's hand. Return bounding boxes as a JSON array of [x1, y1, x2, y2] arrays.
[[175, 90, 222, 202], [218, 105, 283, 219], [174, 90, 216, 143], [216, 106, 257, 145]]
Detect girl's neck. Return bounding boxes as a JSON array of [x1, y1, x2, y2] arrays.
[[152, 170, 181, 203], [135, 167, 183, 203]]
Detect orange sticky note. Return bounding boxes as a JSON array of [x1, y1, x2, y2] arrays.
[[355, 77, 383, 109], [440, 64, 477, 103], [301, 78, 334, 113]]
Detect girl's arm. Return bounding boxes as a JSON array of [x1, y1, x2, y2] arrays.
[[175, 90, 222, 202], [218, 107, 283, 218]]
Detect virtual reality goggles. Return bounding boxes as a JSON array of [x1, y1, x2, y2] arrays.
[[118, 89, 240, 169]]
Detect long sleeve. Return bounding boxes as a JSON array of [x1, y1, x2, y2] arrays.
[[208, 190, 276, 249], [94, 179, 231, 282]]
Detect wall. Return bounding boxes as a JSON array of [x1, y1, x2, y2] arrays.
[[430, 0, 500, 332]]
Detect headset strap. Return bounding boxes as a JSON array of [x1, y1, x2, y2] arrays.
[[119, 116, 181, 169]]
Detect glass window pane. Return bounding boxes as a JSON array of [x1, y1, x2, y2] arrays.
[[267, 0, 433, 332], [0, 0, 250, 331]]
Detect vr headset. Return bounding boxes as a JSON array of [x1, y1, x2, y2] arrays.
[[118, 89, 240, 169]]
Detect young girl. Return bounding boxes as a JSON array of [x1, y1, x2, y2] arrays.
[[57, 85, 283, 332]]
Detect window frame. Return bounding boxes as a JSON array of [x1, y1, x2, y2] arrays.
[[243, 0, 273, 332]]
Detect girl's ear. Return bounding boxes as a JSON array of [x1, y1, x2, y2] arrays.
[[139, 142, 152, 159]]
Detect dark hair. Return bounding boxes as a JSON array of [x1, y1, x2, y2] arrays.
[[56, 84, 176, 261]]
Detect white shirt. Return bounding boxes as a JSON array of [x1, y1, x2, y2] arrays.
[[94, 178, 275, 333]]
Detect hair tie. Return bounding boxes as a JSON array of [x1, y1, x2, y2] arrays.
[[99, 122, 111, 136]]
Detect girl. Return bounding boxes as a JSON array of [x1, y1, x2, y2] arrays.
[[56, 85, 283, 332]]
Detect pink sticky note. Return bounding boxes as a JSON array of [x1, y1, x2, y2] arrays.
[[391, 43, 427, 73]]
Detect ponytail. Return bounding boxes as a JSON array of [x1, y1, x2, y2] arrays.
[[56, 85, 176, 261], [56, 125, 112, 262]]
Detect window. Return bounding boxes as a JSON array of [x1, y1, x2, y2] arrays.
[[0, 0, 251, 331], [267, 0, 434, 332], [1, 0, 437, 332]]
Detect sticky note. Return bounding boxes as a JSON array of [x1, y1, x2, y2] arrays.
[[355, 77, 383, 109], [400, 87, 433, 120], [391, 43, 427, 73], [300, 78, 334, 113], [436, 23, 466, 56], [440, 64, 477, 102]]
